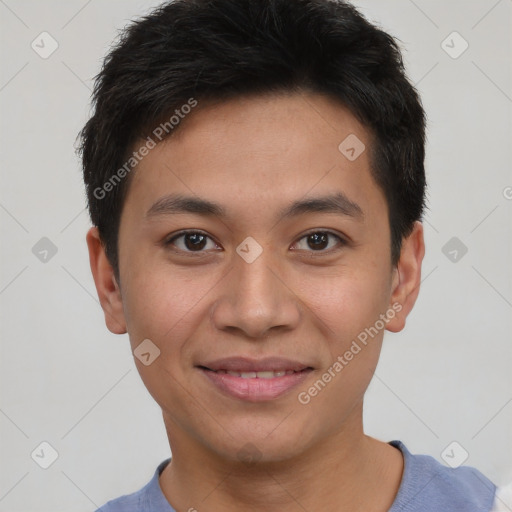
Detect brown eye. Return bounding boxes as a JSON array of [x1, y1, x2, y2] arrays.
[[165, 231, 218, 253], [292, 231, 345, 253], [183, 233, 207, 251], [307, 232, 329, 250]]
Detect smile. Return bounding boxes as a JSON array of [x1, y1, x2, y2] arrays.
[[197, 357, 313, 401], [209, 369, 298, 378]]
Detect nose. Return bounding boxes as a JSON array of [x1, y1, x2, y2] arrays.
[[210, 247, 302, 340]]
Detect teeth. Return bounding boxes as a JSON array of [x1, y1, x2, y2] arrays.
[[255, 371, 274, 379], [217, 369, 297, 378], [240, 371, 257, 378]]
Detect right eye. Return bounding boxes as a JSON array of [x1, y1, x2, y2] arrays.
[[164, 230, 221, 254]]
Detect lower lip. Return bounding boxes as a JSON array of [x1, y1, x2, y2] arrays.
[[199, 368, 312, 402]]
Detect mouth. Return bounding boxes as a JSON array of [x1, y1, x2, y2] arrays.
[[202, 368, 301, 379], [197, 357, 313, 402]]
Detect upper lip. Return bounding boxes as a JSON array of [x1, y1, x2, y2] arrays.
[[199, 357, 312, 372]]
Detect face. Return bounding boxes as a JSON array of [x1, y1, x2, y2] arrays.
[[87, 92, 424, 464]]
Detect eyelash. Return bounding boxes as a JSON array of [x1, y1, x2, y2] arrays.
[[164, 229, 347, 256]]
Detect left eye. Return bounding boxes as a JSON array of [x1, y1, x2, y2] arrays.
[[292, 231, 345, 252]]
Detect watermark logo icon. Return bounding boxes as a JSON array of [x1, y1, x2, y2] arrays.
[[237, 442, 263, 464], [236, 237, 263, 264], [441, 31, 469, 59], [32, 237, 58, 263], [31, 441, 59, 469], [31, 32, 59, 59], [442, 236, 468, 263], [441, 441, 469, 468], [338, 134, 365, 161], [133, 339, 161, 366]]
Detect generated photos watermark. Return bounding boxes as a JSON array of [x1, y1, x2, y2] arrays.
[[93, 97, 198, 200], [298, 301, 403, 405]]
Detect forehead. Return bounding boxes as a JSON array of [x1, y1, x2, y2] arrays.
[[122, 92, 387, 227]]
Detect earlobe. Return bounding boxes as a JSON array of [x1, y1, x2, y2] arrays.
[[86, 227, 127, 335], [385, 221, 425, 333]]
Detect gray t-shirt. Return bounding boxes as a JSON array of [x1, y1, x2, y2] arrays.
[[96, 440, 497, 511]]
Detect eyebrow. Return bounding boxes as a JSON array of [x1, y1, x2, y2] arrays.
[[145, 192, 364, 221]]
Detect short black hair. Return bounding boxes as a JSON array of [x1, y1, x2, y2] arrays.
[[79, 0, 427, 281]]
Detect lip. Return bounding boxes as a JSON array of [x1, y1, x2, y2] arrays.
[[197, 357, 313, 402], [200, 356, 310, 373]]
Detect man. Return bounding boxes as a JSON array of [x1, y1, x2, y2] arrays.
[[80, 0, 502, 510]]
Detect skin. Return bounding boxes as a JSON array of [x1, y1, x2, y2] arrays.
[[87, 92, 425, 512]]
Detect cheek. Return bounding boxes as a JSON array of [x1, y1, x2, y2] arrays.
[[298, 271, 388, 426], [120, 267, 211, 414], [121, 260, 216, 353], [295, 262, 391, 343]]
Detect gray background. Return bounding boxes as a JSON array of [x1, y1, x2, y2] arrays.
[[0, 0, 511, 510]]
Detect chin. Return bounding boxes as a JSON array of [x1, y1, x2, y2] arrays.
[[205, 421, 315, 465]]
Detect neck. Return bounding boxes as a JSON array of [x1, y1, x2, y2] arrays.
[[159, 408, 403, 512]]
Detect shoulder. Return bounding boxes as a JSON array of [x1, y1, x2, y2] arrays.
[[95, 458, 173, 512], [95, 491, 142, 512], [389, 440, 497, 512]]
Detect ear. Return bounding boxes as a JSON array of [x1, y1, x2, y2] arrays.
[[385, 221, 425, 333], [86, 227, 127, 334]]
